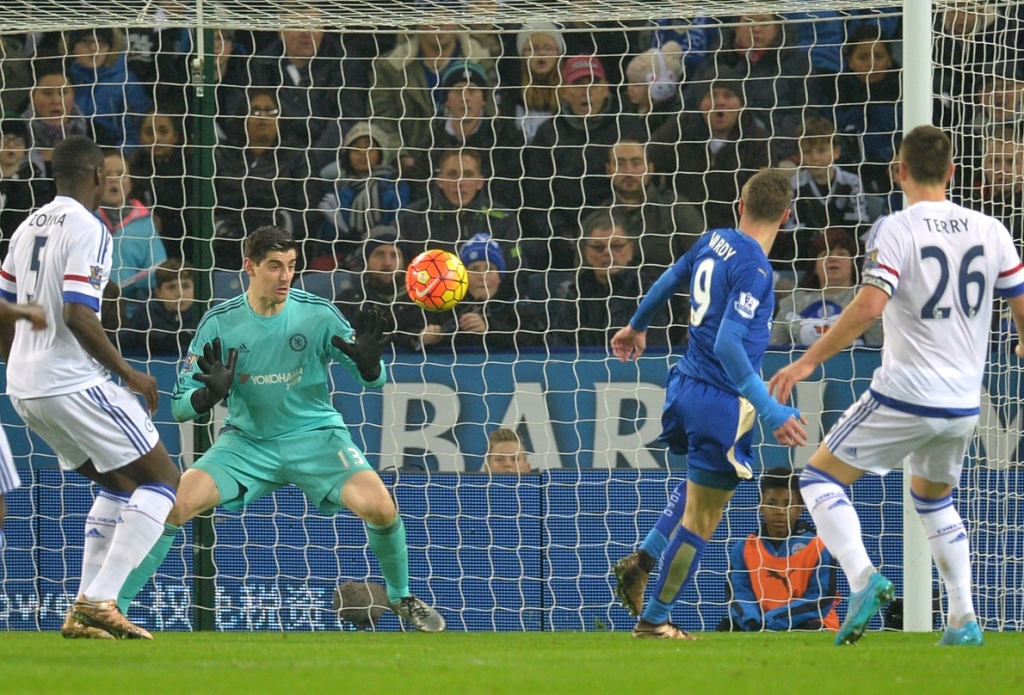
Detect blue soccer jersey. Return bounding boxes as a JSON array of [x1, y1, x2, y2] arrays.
[[635, 228, 775, 394]]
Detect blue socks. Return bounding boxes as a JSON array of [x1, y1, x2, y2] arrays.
[[641, 525, 707, 624], [639, 480, 686, 560]]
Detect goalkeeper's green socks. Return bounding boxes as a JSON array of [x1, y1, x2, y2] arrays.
[[116, 522, 181, 614], [366, 517, 409, 603]]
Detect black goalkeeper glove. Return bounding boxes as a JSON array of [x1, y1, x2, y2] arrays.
[[332, 308, 392, 382], [190, 337, 238, 414]]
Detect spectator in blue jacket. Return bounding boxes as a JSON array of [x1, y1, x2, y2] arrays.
[[717, 467, 841, 632], [66, 29, 151, 151]]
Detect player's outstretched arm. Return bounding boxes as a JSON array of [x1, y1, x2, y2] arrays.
[[715, 317, 807, 447], [189, 338, 238, 415], [769, 285, 889, 404], [64, 301, 160, 414], [332, 308, 391, 385], [611, 325, 647, 362]]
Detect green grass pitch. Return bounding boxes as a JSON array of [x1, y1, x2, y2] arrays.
[[3, 631, 1022, 695]]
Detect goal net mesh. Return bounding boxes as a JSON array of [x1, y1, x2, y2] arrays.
[[0, 0, 1022, 632]]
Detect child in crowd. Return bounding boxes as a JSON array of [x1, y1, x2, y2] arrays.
[[775, 116, 868, 271], [118, 258, 196, 356], [484, 428, 534, 474], [96, 149, 167, 311]]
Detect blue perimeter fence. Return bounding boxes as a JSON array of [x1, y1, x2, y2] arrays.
[[1, 348, 1022, 631]]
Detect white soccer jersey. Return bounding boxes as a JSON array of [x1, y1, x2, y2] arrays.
[[862, 200, 1024, 413], [0, 196, 112, 398]]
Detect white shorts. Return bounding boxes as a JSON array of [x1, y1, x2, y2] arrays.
[[0, 424, 20, 494], [11, 380, 159, 474], [824, 390, 978, 487]]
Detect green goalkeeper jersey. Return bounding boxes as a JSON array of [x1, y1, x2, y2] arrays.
[[171, 289, 385, 439]]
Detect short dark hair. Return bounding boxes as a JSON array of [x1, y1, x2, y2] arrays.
[[436, 148, 482, 173], [244, 226, 299, 264], [900, 125, 952, 186], [32, 57, 68, 84], [608, 138, 648, 165], [154, 258, 193, 287], [581, 208, 625, 239], [52, 135, 104, 184], [760, 466, 802, 504], [740, 168, 793, 222], [843, 25, 889, 59]]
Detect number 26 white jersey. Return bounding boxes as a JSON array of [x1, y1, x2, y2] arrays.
[[862, 200, 1024, 413], [0, 196, 112, 399]]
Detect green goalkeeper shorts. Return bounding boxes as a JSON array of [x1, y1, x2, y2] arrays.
[[193, 426, 373, 514]]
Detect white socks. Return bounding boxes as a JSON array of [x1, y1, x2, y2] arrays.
[[913, 492, 976, 630], [84, 484, 175, 603], [800, 467, 875, 593], [77, 489, 129, 598]]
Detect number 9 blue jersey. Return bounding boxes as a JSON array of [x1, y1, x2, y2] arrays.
[[676, 229, 775, 394]]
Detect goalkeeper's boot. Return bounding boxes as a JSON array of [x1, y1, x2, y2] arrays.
[[391, 595, 446, 633], [60, 607, 116, 639], [835, 571, 894, 646], [937, 620, 984, 646], [72, 598, 153, 640], [614, 549, 656, 617], [632, 618, 697, 640]]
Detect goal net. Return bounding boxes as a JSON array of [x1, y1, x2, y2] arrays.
[[1, 0, 1022, 633]]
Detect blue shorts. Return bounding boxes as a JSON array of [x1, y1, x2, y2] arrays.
[[660, 369, 756, 491]]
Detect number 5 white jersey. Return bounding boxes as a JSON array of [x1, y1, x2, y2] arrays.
[[862, 200, 1024, 413], [0, 196, 112, 399]]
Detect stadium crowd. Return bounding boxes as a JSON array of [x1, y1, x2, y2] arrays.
[[1, 5, 1022, 355]]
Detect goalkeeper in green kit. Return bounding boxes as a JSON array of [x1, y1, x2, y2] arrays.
[[117, 226, 445, 632]]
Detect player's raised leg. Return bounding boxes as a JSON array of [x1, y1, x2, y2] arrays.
[[341, 469, 445, 632], [799, 447, 892, 646], [614, 480, 685, 616], [634, 479, 731, 640]]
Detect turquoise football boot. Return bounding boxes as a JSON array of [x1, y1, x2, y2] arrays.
[[835, 572, 894, 646]]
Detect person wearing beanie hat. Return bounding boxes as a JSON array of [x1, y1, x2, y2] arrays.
[[420, 232, 544, 352], [623, 43, 684, 134], [459, 232, 507, 274], [649, 65, 771, 232], [334, 224, 427, 352], [414, 61, 527, 209], [515, 23, 566, 57], [370, 25, 494, 175], [439, 59, 491, 94], [497, 24, 564, 144]]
